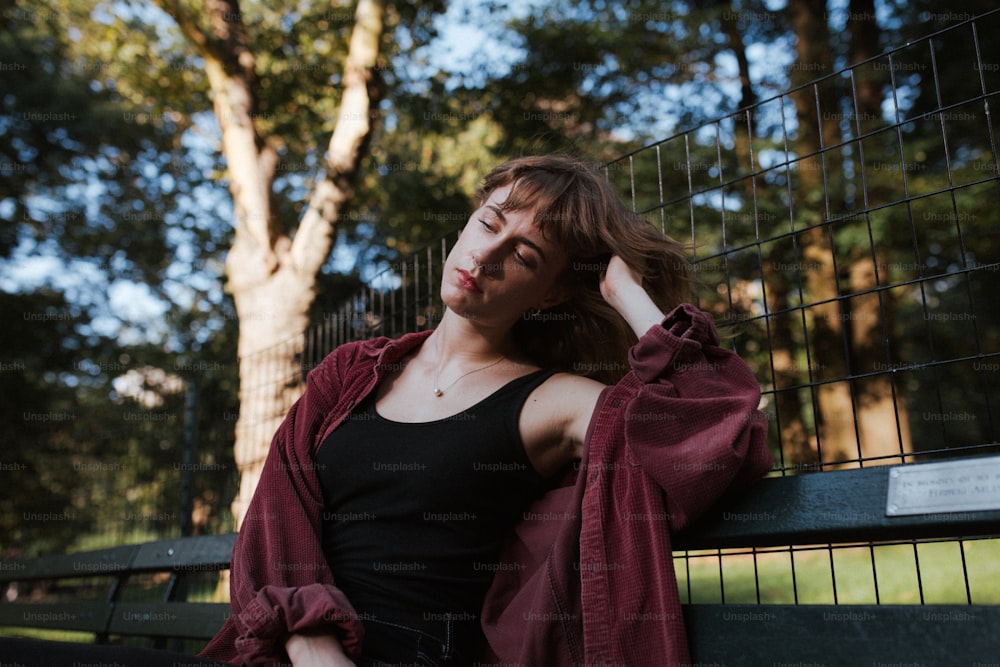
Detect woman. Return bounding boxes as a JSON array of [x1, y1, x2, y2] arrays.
[[199, 154, 774, 666]]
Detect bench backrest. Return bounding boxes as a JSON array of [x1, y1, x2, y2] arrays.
[[0, 533, 236, 645], [675, 458, 1000, 664]]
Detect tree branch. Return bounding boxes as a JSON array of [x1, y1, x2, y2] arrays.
[[290, 0, 386, 275], [155, 0, 210, 53], [159, 0, 277, 268]]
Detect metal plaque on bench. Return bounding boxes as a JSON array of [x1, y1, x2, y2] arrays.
[[886, 456, 1000, 516]]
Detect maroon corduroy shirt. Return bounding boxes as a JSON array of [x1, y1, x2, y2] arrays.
[[200, 303, 774, 666]]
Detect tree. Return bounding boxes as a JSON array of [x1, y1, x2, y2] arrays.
[[839, 0, 914, 465], [1, 289, 97, 556], [4, 0, 494, 546], [142, 0, 393, 526], [754, 1, 999, 465], [778, 0, 921, 466], [461, 0, 786, 158]]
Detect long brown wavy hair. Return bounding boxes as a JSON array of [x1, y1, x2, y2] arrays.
[[476, 154, 692, 384]]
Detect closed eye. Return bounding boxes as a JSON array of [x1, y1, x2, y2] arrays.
[[478, 209, 540, 269]]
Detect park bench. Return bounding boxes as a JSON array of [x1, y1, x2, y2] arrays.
[[0, 532, 235, 652], [676, 455, 1000, 665], [2, 456, 999, 665]]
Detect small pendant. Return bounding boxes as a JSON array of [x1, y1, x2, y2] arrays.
[[433, 387, 443, 397]]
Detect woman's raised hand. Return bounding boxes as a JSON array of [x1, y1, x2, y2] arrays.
[[600, 255, 666, 339]]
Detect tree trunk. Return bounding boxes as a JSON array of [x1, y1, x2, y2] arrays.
[[158, 0, 387, 527], [846, 257, 912, 462], [845, 0, 912, 464], [719, 1, 814, 466], [847, 0, 880, 117], [788, 0, 858, 465], [717, 1, 811, 466]]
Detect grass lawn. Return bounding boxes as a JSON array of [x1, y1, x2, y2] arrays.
[[676, 537, 1000, 605]]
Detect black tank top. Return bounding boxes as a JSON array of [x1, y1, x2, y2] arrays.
[[315, 369, 556, 622]]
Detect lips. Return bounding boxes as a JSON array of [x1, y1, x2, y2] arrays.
[[455, 269, 482, 293]]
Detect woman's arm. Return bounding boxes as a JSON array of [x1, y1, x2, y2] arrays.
[[600, 254, 773, 526], [522, 256, 672, 468], [617, 304, 774, 530], [201, 346, 366, 665], [599, 255, 666, 339], [286, 632, 356, 667], [538, 255, 670, 458]]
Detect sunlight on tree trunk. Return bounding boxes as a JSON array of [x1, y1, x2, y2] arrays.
[[847, 256, 913, 462], [789, 0, 859, 465], [785, 0, 913, 467], [230, 0, 386, 528]]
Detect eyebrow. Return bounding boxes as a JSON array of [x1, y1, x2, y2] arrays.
[[486, 205, 549, 262]]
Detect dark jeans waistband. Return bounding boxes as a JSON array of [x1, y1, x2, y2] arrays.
[[357, 611, 483, 667]]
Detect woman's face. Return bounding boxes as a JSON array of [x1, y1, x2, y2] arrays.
[[441, 183, 569, 328]]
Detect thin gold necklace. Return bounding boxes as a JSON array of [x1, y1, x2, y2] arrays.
[[434, 341, 507, 398], [432, 352, 507, 397]]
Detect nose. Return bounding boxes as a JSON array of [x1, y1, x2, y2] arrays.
[[473, 244, 506, 276]]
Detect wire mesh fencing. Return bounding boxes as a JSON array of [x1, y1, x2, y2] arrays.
[[243, 11, 1000, 611], [607, 11, 1000, 473], [603, 11, 1000, 607], [305, 232, 460, 357]]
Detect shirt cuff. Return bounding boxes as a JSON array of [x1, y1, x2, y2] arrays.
[[628, 303, 721, 383]]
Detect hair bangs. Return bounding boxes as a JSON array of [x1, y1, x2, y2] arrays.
[[480, 162, 604, 258]]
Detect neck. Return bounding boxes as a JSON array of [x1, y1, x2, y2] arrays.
[[428, 308, 516, 362], [425, 309, 517, 397]]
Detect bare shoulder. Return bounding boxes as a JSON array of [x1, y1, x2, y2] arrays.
[[519, 372, 607, 477], [538, 371, 607, 402], [529, 372, 606, 424]]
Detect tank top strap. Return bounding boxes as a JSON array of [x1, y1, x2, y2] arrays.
[[490, 368, 558, 435]]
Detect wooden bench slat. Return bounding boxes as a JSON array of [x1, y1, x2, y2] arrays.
[[675, 462, 1000, 551], [0, 601, 111, 634], [129, 534, 236, 573], [108, 602, 230, 640], [685, 604, 1000, 665], [1, 545, 138, 582]]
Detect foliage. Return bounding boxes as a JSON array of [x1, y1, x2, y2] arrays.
[[1, 0, 238, 553], [0, 284, 238, 556]]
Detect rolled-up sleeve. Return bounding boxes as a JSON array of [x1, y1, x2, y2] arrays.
[[624, 303, 774, 531]]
